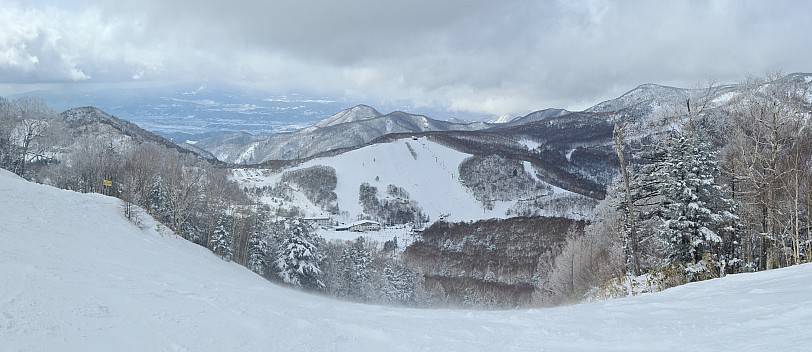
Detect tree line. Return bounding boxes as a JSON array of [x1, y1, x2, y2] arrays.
[[556, 73, 812, 302]]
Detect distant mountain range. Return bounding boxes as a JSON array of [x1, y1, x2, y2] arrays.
[[11, 81, 492, 141], [195, 73, 812, 165], [194, 106, 491, 163]]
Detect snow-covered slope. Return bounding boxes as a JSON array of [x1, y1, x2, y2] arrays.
[[1, 169, 812, 351], [233, 137, 582, 223], [312, 104, 383, 129]]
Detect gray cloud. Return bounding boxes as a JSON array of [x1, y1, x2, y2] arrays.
[[2, 0, 811, 115]]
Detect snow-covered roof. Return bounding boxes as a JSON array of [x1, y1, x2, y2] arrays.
[[349, 220, 380, 226]]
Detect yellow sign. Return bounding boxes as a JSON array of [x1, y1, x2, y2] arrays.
[[103, 180, 113, 187]]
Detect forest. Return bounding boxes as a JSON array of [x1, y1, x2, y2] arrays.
[[1, 73, 810, 307]]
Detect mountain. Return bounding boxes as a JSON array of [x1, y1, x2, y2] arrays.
[[52, 106, 218, 163], [59, 107, 190, 152], [224, 73, 812, 228], [586, 83, 692, 114], [2, 168, 810, 350], [196, 110, 492, 164], [311, 104, 383, 129], [13, 82, 489, 142], [499, 108, 570, 127]]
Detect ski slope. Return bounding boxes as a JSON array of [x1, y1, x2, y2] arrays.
[[233, 137, 518, 223], [2, 169, 811, 351]]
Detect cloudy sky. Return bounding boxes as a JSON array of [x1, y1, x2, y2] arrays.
[[1, 0, 810, 115]]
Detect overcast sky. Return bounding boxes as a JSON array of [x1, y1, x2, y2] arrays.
[[1, 0, 810, 115]]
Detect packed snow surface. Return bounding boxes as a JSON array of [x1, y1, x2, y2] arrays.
[[2, 169, 811, 351]]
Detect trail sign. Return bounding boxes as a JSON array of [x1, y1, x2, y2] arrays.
[[103, 180, 113, 187]]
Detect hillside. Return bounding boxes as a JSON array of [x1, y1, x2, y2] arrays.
[[232, 137, 595, 224], [311, 104, 383, 129], [58, 106, 207, 158], [1, 169, 811, 351]]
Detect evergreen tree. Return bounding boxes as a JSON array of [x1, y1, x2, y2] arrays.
[[338, 237, 372, 300], [248, 229, 270, 276], [658, 134, 738, 268], [274, 219, 325, 290], [149, 176, 171, 224], [211, 213, 233, 261], [634, 132, 739, 279], [383, 261, 417, 304]]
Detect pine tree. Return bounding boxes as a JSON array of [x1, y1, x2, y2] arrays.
[[338, 237, 372, 300], [274, 219, 325, 290], [211, 213, 233, 261], [638, 133, 739, 279], [383, 261, 417, 304], [149, 176, 171, 224], [248, 229, 270, 276]]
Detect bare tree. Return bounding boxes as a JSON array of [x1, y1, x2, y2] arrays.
[[0, 97, 55, 177], [613, 123, 641, 275], [725, 73, 810, 269]]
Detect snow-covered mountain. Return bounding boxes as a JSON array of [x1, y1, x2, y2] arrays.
[[311, 104, 383, 129], [2, 168, 810, 351], [195, 110, 492, 164], [190, 73, 812, 165], [59, 106, 191, 153], [499, 108, 570, 127], [44, 106, 219, 165], [586, 83, 692, 114]]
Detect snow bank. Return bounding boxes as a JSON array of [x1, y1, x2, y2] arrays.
[[2, 169, 811, 351]]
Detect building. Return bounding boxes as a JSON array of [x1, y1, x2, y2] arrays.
[[340, 220, 381, 232], [303, 216, 332, 228]]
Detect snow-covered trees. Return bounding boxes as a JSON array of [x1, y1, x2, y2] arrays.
[[274, 219, 325, 290], [383, 261, 418, 304], [211, 214, 234, 261], [0, 97, 56, 178], [358, 182, 427, 226], [724, 74, 812, 269], [335, 238, 373, 300], [247, 226, 271, 277], [629, 132, 739, 281], [280, 166, 339, 214], [656, 135, 738, 266], [458, 154, 552, 210], [319, 237, 423, 305]]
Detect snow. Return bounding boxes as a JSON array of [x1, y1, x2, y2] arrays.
[[518, 139, 541, 151], [565, 148, 576, 161], [317, 227, 420, 252], [235, 143, 257, 165], [522, 160, 571, 196], [491, 114, 512, 124], [3, 169, 812, 351], [712, 91, 739, 105], [233, 138, 510, 222]]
